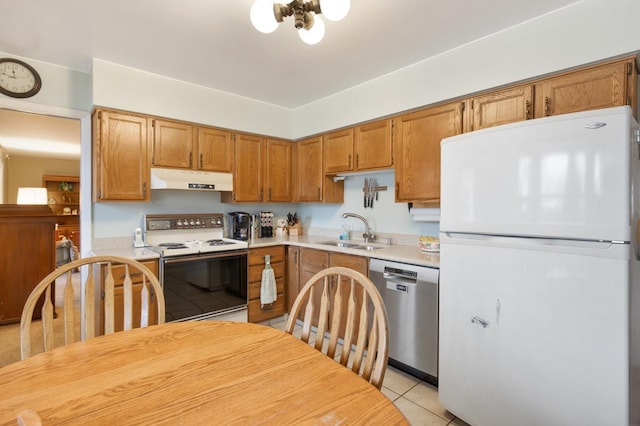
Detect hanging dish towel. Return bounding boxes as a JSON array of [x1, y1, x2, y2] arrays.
[[260, 255, 277, 308]]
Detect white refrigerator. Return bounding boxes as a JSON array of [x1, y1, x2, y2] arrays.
[[438, 106, 640, 426]]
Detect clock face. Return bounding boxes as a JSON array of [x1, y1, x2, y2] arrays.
[[0, 58, 42, 98]]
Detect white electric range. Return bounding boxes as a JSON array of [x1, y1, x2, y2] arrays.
[[144, 213, 248, 322]]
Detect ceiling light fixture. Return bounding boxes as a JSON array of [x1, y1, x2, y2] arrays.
[[250, 0, 350, 45]]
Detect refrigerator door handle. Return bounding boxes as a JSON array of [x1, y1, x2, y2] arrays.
[[471, 316, 489, 328]]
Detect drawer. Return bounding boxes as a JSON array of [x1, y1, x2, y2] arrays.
[[249, 246, 285, 265], [105, 260, 159, 287], [248, 297, 285, 323], [300, 248, 329, 268], [248, 276, 285, 300], [249, 261, 285, 283], [330, 253, 368, 275]]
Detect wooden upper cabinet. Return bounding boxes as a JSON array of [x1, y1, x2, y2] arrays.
[[196, 127, 234, 172], [354, 119, 393, 171], [536, 59, 637, 118], [265, 138, 292, 202], [324, 129, 354, 174], [394, 101, 463, 203], [151, 119, 194, 169], [292, 137, 343, 203], [231, 133, 264, 202], [467, 85, 534, 132], [323, 119, 393, 174], [92, 109, 150, 201], [293, 137, 323, 202]]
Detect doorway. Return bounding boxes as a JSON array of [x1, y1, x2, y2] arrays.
[[0, 108, 82, 252]]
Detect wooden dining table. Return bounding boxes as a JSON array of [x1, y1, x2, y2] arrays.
[[0, 321, 408, 425]]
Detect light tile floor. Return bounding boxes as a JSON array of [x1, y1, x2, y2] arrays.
[[265, 317, 470, 426]]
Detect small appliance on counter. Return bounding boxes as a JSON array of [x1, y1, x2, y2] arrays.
[[228, 212, 251, 241], [259, 211, 274, 238]]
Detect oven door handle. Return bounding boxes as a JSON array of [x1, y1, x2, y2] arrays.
[[161, 250, 248, 265]]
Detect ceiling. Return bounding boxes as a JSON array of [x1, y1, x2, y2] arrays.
[[0, 0, 580, 158]]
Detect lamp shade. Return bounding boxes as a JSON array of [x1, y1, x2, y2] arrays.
[[17, 187, 48, 205], [320, 0, 350, 21], [299, 15, 325, 44], [251, 0, 279, 33]]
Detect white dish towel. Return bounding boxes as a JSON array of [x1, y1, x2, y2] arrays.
[[260, 255, 277, 308]]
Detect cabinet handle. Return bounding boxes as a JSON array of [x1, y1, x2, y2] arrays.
[[189, 152, 193, 168], [525, 100, 531, 119], [143, 182, 147, 198], [348, 154, 352, 168], [199, 153, 203, 169], [355, 153, 358, 169], [544, 96, 551, 116], [317, 188, 321, 200], [268, 188, 272, 201]]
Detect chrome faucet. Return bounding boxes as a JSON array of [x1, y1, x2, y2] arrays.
[[341, 213, 376, 243]]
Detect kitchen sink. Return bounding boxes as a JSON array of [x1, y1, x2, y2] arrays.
[[354, 245, 383, 251], [317, 241, 384, 251], [317, 241, 362, 248]]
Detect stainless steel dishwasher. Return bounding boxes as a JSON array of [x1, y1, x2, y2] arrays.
[[369, 258, 439, 385]]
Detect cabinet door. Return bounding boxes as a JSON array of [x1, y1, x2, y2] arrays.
[[329, 253, 368, 340], [93, 109, 150, 201], [196, 127, 234, 172], [248, 246, 286, 323], [537, 60, 630, 117], [469, 85, 533, 131], [265, 138, 291, 202], [100, 260, 159, 333], [354, 119, 393, 171], [286, 246, 300, 313], [233, 133, 264, 202], [394, 102, 464, 203], [324, 129, 354, 174], [298, 249, 330, 325], [293, 137, 323, 202], [151, 119, 194, 168]]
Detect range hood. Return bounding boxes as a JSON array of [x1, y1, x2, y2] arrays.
[[150, 167, 233, 191]]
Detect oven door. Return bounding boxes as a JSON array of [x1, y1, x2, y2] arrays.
[[160, 250, 248, 322]]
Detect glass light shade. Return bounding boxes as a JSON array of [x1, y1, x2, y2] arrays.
[[299, 15, 325, 45], [319, 0, 350, 21], [250, 0, 278, 33], [17, 187, 48, 205]]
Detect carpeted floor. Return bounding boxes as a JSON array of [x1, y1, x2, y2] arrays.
[[0, 273, 81, 367]]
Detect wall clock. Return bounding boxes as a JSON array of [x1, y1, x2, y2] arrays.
[[0, 58, 42, 98]]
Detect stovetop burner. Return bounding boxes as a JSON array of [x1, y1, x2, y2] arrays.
[[144, 213, 248, 257]]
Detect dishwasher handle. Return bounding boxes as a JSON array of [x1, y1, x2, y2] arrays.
[[383, 268, 418, 284]]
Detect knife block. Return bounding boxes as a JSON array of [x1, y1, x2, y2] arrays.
[[288, 223, 302, 236]]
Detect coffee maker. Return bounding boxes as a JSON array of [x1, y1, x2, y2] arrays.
[[228, 212, 251, 241]]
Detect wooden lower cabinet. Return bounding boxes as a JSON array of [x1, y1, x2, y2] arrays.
[[286, 247, 368, 340], [248, 246, 286, 323], [99, 259, 159, 334]]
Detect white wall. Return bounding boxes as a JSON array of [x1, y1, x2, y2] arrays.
[[293, 0, 640, 136], [92, 60, 294, 139], [6, 0, 640, 243]]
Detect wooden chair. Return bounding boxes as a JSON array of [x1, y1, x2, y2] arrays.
[[20, 255, 165, 360], [285, 266, 389, 389]]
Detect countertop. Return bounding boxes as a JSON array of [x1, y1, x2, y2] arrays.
[[92, 236, 439, 269], [249, 235, 439, 269]]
